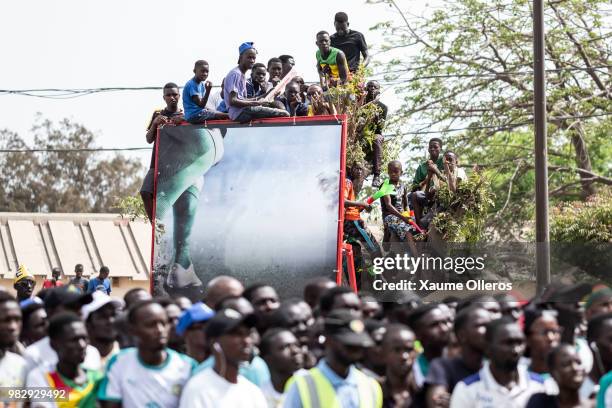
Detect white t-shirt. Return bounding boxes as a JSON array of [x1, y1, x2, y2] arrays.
[[23, 337, 101, 374], [450, 361, 545, 408], [98, 347, 196, 408], [205, 91, 223, 111], [260, 379, 284, 408], [579, 375, 597, 400], [0, 351, 27, 388], [179, 367, 267, 408]]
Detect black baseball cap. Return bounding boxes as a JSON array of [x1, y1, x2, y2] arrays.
[[205, 308, 257, 338], [324, 309, 374, 347], [44, 285, 93, 310]]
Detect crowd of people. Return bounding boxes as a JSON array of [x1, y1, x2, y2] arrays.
[[3, 9, 610, 408], [2, 270, 612, 407]]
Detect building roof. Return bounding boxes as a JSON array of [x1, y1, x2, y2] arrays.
[[0, 213, 151, 281]]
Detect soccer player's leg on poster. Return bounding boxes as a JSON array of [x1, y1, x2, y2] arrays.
[[157, 127, 225, 290], [168, 182, 202, 288]]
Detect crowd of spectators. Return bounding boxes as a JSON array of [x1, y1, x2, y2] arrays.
[[2, 268, 612, 407]]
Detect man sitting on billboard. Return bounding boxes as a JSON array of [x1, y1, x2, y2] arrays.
[[223, 42, 289, 123]]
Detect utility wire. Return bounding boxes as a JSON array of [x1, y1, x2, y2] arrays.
[[0, 147, 151, 153], [2, 112, 610, 152], [1, 66, 610, 99]]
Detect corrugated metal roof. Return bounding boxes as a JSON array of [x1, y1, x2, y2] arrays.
[[0, 213, 151, 281]]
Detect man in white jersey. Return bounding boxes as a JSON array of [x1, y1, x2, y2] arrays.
[[98, 300, 196, 408], [0, 292, 28, 400], [179, 308, 267, 408], [23, 286, 101, 373], [450, 318, 545, 408]]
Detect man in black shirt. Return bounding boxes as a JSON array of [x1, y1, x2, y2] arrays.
[[330, 11, 370, 73]]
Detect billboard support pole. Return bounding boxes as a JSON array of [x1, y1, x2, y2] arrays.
[[336, 116, 348, 286], [533, 0, 551, 294]]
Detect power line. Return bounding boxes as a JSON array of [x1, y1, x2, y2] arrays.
[[1, 65, 610, 99], [384, 112, 612, 136], [2, 112, 610, 152], [0, 147, 151, 153], [371, 65, 612, 81]]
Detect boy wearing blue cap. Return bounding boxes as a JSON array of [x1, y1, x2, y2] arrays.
[[177, 302, 215, 363], [223, 42, 289, 123], [183, 60, 229, 123]]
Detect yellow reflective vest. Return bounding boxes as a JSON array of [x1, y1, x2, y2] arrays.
[[292, 366, 382, 408]]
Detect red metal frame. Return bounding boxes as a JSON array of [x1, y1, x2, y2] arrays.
[[149, 127, 160, 294], [148, 115, 348, 294], [340, 243, 358, 291]]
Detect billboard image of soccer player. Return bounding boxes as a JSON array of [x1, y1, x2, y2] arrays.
[[152, 117, 346, 300]]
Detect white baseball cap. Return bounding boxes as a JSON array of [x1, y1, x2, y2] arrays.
[[81, 291, 124, 321]]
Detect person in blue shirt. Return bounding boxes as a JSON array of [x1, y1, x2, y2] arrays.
[[274, 81, 308, 117], [86, 266, 111, 295], [183, 60, 229, 123], [246, 63, 269, 98]]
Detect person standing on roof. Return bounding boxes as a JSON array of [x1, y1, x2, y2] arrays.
[[331, 11, 370, 73], [315, 31, 349, 90]]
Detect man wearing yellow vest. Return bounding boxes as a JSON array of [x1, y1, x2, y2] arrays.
[[283, 309, 383, 408], [315, 31, 349, 90]]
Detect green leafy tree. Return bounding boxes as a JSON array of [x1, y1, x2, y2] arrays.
[[369, 0, 612, 235], [0, 116, 143, 213]]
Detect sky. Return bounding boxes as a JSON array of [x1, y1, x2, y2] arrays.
[[1, 0, 430, 167]]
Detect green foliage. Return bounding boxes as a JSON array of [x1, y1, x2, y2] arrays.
[[550, 188, 612, 242], [370, 0, 612, 238], [431, 171, 496, 242], [326, 66, 399, 171], [549, 188, 612, 283], [0, 116, 144, 213], [113, 195, 148, 222]]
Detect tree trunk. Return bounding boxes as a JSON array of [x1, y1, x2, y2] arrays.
[[569, 124, 596, 198]]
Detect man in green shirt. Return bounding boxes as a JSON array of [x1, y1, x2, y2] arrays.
[[315, 31, 349, 90], [410, 137, 445, 227]]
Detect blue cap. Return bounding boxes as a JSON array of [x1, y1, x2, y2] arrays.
[[176, 302, 215, 336], [239, 42, 255, 55]]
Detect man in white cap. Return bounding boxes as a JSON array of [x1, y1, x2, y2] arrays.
[[82, 291, 124, 366]]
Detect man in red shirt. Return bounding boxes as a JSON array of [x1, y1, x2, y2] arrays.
[[42, 267, 64, 289]]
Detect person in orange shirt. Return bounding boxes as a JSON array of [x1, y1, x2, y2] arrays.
[[344, 163, 383, 278]]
